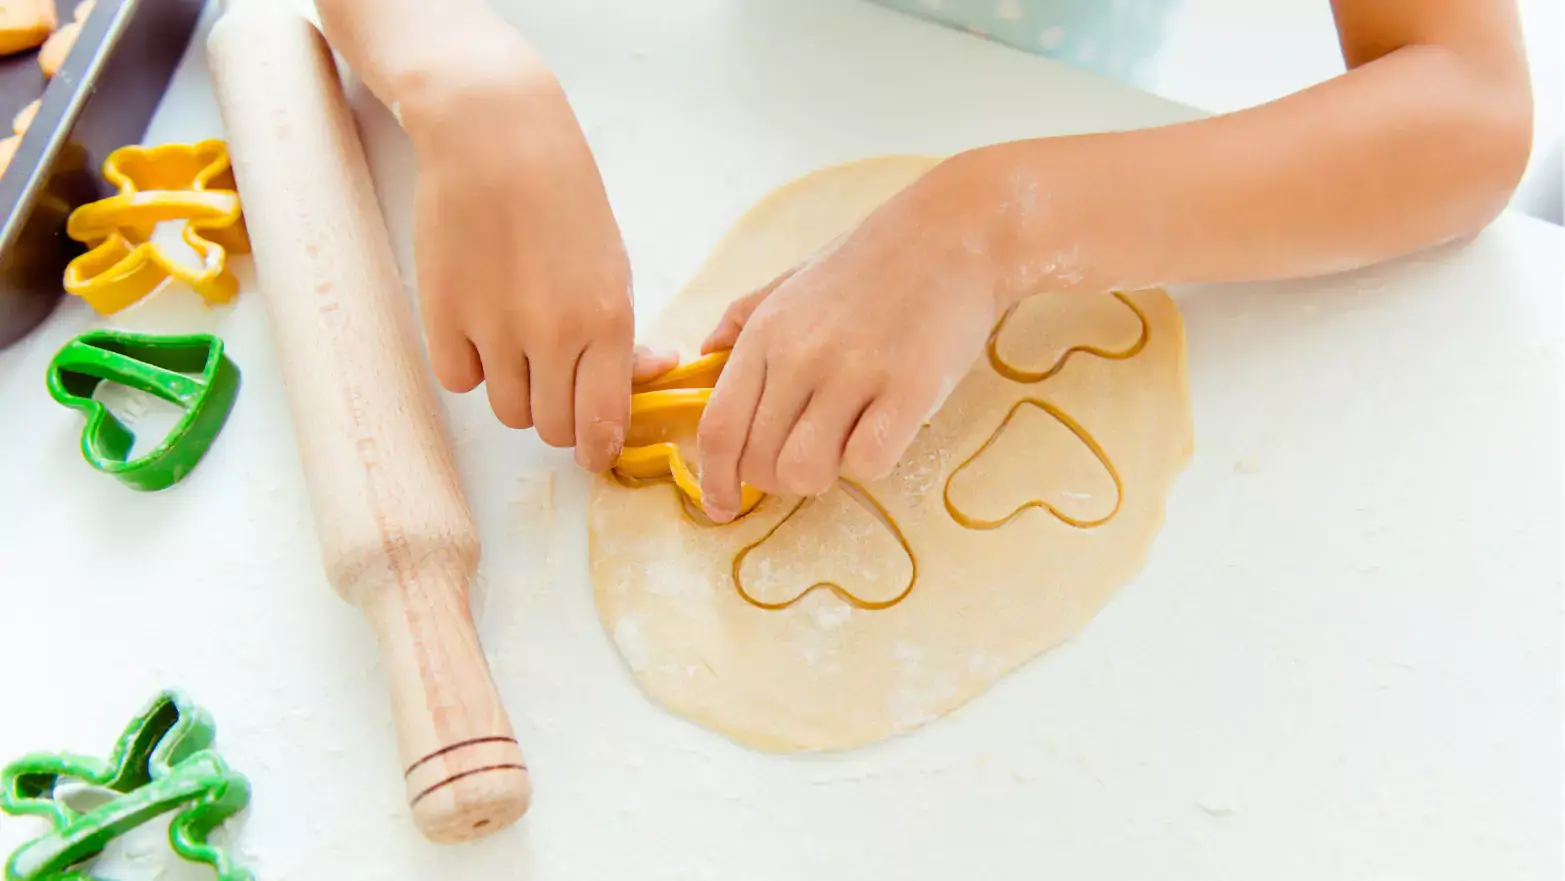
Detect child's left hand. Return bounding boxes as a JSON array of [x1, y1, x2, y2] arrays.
[[694, 157, 1007, 522]]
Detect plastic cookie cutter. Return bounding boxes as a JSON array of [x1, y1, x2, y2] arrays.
[[613, 350, 765, 519], [63, 139, 250, 315], [0, 690, 253, 881], [46, 329, 241, 491]]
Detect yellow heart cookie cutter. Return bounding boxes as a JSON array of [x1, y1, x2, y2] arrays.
[[614, 350, 765, 519], [63, 140, 250, 315]]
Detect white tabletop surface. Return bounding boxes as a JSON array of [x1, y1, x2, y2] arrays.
[[1, 1, 1561, 879]]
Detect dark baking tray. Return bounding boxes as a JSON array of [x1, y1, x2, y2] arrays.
[[0, 0, 203, 349]]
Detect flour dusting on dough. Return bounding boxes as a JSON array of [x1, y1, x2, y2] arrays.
[[967, 651, 1005, 676], [889, 649, 961, 732], [642, 556, 710, 601], [787, 594, 855, 668], [894, 444, 950, 506], [811, 601, 854, 631], [788, 618, 844, 669]]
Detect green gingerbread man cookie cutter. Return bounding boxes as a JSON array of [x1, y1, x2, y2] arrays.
[[1, 691, 253, 881], [46, 330, 240, 491]]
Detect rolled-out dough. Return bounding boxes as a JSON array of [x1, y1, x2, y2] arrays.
[[589, 155, 1192, 751]]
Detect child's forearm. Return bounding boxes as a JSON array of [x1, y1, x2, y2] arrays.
[[314, 0, 553, 118], [968, 42, 1532, 308]]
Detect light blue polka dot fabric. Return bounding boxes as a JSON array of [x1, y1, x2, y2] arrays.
[[869, 0, 1182, 86]]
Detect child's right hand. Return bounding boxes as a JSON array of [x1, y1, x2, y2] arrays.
[[396, 23, 674, 471]]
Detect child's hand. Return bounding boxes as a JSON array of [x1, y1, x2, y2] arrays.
[[695, 159, 1006, 522], [398, 28, 673, 471]]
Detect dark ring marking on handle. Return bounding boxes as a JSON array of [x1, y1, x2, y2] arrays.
[[410, 764, 530, 806], [404, 737, 520, 777]]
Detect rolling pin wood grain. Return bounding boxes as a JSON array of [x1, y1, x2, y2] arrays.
[[206, 0, 530, 843]]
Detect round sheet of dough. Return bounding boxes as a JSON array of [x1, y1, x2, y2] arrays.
[[590, 155, 1193, 751]]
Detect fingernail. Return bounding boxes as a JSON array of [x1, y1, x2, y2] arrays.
[[702, 493, 734, 523], [576, 423, 624, 471]]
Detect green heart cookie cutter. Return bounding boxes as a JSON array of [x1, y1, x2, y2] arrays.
[[1, 690, 253, 881], [46, 330, 240, 491]]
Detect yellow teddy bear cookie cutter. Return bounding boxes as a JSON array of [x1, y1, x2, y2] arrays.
[[614, 350, 765, 519], [63, 139, 249, 315]]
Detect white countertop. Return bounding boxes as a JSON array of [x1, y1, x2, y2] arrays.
[[1, 1, 1560, 878]]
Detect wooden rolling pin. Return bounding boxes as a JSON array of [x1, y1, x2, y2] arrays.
[[207, 0, 530, 843]]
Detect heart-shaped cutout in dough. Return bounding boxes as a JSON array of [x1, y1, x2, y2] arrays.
[[943, 398, 1121, 530], [988, 291, 1149, 384], [733, 482, 915, 610]]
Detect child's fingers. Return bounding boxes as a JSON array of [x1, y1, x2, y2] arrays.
[[411, 206, 483, 394], [428, 330, 484, 394], [777, 380, 876, 497], [840, 390, 924, 483], [413, 251, 481, 392], [697, 345, 766, 522], [574, 340, 633, 472], [630, 344, 680, 383], [700, 299, 756, 355], [737, 363, 814, 496], [700, 270, 794, 355], [529, 347, 580, 449], [478, 346, 533, 430]]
